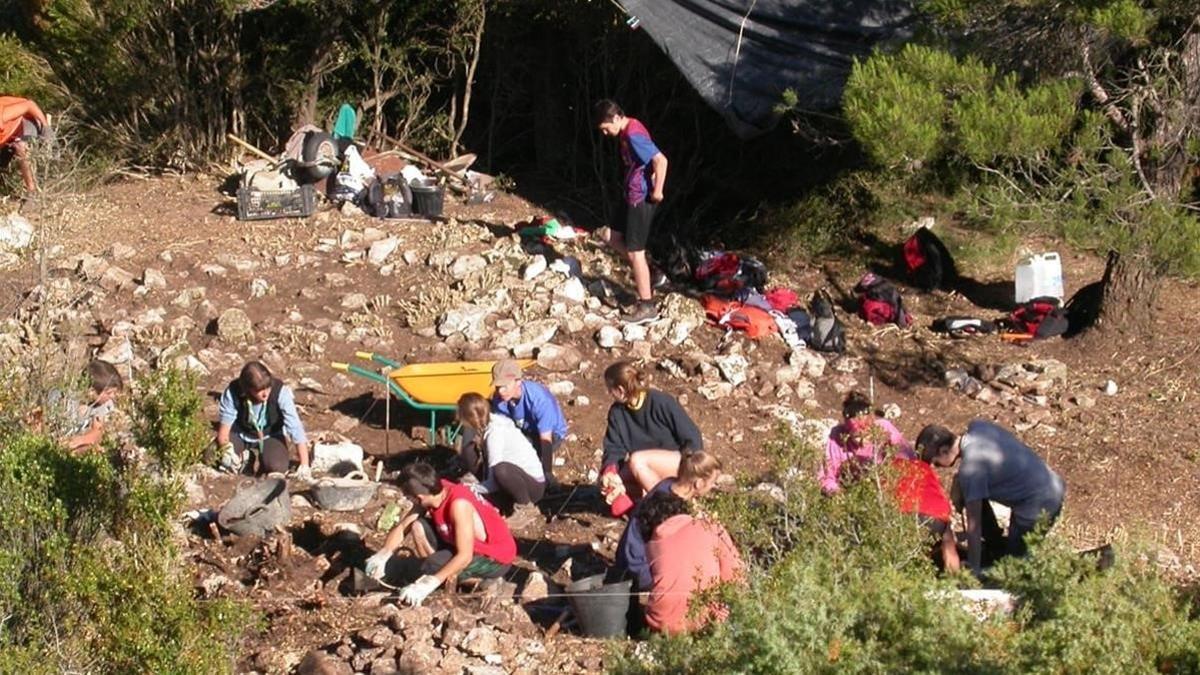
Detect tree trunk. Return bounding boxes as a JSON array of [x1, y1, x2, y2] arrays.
[[1097, 249, 1160, 333]]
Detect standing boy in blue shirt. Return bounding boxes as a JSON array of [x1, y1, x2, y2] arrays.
[[594, 99, 669, 325]]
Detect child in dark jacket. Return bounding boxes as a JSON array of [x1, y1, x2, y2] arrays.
[[598, 360, 703, 516]]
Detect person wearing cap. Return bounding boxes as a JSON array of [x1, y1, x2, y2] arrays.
[[1, 96, 49, 192], [487, 359, 568, 487]]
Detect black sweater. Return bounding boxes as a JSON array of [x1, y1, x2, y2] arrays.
[[601, 389, 703, 470]]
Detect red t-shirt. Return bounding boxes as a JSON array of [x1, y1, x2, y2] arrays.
[[891, 458, 952, 523], [429, 480, 516, 564]]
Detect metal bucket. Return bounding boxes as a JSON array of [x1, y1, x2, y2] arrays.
[[310, 471, 378, 512], [218, 478, 291, 537], [566, 573, 632, 638]]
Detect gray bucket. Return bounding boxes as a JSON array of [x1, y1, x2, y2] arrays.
[[566, 574, 631, 638], [218, 478, 291, 537], [310, 470, 378, 512]]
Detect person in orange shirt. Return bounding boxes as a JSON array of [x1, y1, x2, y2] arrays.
[[1, 96, 49, 192], [640, 489, 744, 634]]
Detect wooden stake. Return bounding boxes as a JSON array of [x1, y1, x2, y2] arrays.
[[226, 133, 275, 162]]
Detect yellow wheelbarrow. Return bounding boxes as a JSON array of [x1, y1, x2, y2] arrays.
[[331, 352, 534, 445]]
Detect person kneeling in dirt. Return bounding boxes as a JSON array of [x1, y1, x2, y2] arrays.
[[365, 461, 517, 606], [455, 392, 546, 531], [917, 420, 1065, 576], [215, 361, 312, 479], [599, 360, 703, 517], [613, 450, 724, 593], [819, 391, 914, 494], [56, 359, 123, 453], [638, 488, 744, 635], [488, 359, 568, 488]]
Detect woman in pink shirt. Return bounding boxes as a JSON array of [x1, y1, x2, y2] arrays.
[[819, 391, 913, 494], [640, 490, 744, 634]]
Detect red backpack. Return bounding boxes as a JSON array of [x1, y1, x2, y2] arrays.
[[1010, 297, 1068, 338], [854, 273, 913, 327]]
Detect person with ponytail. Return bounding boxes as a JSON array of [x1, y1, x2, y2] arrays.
[[599, 360, 703, 517], [455, 392, 545, 530], [614, 450, 724, 592]]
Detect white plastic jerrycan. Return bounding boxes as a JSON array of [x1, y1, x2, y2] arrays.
[[1015, 253, 1064, 304]]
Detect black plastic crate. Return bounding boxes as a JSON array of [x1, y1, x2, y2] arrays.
[[236, 185, 316, 221]]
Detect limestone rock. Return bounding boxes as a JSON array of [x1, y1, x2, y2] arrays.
[[109, 242, 137, 260], [368, 237, 400, 265], [1103, 380, 1118, 396], [547, 380, 575, 397], [553, 277, 587, 304], [523, 255, 547, 281], [172, 286, 206, 309], [437, 304, 490, 341], [449, 254, 487, 280], [572, 395, 590, 407], [536, 343, 583, 372], [622, 323, 647, 343], [297, 650, 352, 675], [340, 293, 369, 310], [97, 335, 133, 365], [142, 268, 167, 290], [596, 325, 621, 349], [698, 382, 733, 400], [0, 214, 33, 251], [99, 265, 136, 291], [248, 278, 272, 298], [217, 308, 254, 344], [462, 626, 500, 658], [77, 254, 109, 280], [714, 354, 749, 387], [788, 349, 826, 379], [496, 319, 559, 355], [200, 263, 227, 278]]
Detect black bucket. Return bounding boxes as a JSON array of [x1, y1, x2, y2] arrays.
[[566, 574, 632, 638], [410, 181, 445, 219]]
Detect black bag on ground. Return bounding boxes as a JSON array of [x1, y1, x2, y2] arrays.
[[932, 316, 997, 338], [1010, 297, 1068, 338], [809, 291, 846, 353], [903, 226, 958, 292]]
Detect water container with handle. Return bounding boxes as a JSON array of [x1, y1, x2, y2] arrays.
[[1015, 253, 1064, 305]]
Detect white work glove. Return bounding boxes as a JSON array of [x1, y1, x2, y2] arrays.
[[364, 550, 392, 579], [399, 574, 442, 606], [294, 464, 312, 482], [218, 442, 243, 473]]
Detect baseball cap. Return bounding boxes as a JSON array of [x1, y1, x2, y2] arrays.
[[490, 359, 523, 388]]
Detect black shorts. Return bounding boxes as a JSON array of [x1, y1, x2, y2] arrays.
[[617, 201, 656, 252]]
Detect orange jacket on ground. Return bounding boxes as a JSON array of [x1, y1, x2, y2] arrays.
[[645, 514, 744, 634], [0, 96, 48, 146]]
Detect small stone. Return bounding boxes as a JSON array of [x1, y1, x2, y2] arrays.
[[520, 572, 549, 603], [109, 242, 137, 260], [974, 387, 999, 405], [789, 349, 826, 378], [1103, 380, 1118, 396], [356, 625, 395, 648], [216, 308, 254, 344], [77, 253, 109, 280], [291, 494, 312, 508], [553, 277, 587, 303], [340, 293, 369, 310], [402, 250, 419, 265], [536, 343, 583, 372], [1072, 393, 1096, 408], [547, 381, 575, 397], [248, 278, 272, 298], [449, 254, 487, 280], [713, 354, 749, 387], [881, 403, 901, 420], [368, 237, 400, 265], [369, 657, 398, 674], [523, 255, 547, 281], [98, 265, 136, 291], [324, 272, 352, 288], [438, 304, 490, 341], [297, 650, 352, 675], [698, 382, 733, 400], [97, 335, 133, 365], [172, 286, 206, 309], [596, 325, 621, 349], [462, 626, 500, 657], [572, 395, 590, 407], [200, 263, 227, 278], [274, 253, 291, 267], [622, 323, 647, 343], [142, 268, 167, 290]]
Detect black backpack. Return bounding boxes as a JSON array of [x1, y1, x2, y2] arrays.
[[1010, 296, 1068, 338], [903, 226, 958, 292], [809, 291, 846, 353]]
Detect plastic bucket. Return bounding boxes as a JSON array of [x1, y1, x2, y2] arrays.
[[218, 478, 291, 537], [566, 574, 632, 638], [410, 181, 445, 218], [310, 471, 378, 512]]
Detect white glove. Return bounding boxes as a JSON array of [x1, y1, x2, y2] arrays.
[[468, 479, 489, 498], [399, 574, 441, 606], [364, 550, 392, 579], [294, 464, 313, 482], [217, 442, 243, 473]]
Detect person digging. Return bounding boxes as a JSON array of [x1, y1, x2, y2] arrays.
[[215, 361, 312, 479], [365, 461, 516, 606], [0, 95, 49, 193]]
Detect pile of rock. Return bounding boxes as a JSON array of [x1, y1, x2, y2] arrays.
[[944, 359, 1068, 407]]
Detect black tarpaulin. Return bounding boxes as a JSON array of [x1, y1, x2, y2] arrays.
[[622, 0, 914, 138]]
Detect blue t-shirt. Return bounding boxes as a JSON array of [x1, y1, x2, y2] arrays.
[[615, 478, 676, 590], [491, 380, 568, 443], [619, 118, 661, 206]]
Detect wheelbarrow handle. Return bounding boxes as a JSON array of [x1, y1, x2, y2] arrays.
[[355, 352, 401, 369]]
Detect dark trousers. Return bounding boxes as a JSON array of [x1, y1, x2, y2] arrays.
[[415, 518, 508, 579], [460, 443, 546, 507], [980, 499, 1063, 563], [231, 434, 289, 474], [460, 427, 562, 486]]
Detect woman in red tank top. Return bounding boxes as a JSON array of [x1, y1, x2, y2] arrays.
[[364, 461, 516, 606]]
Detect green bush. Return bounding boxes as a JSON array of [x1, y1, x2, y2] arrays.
[[952, 76, 1078, 164], [612, 428, 1200, 673], [0, 429, 253, 673], [133, 368, 209, 475]]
